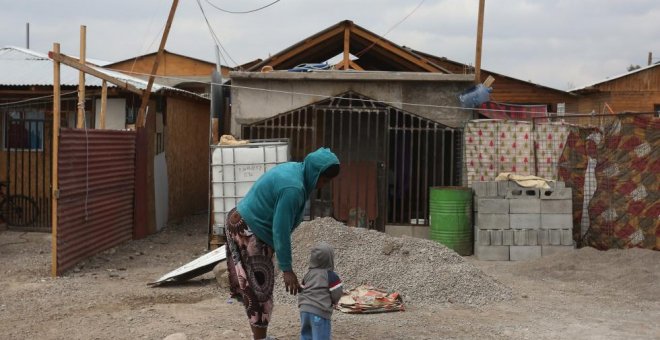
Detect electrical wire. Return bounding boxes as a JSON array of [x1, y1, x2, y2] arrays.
[[195, 0, 241, 68], [130, 11, 166, 74], [204, 0, 280, 14], [355, 0, 426, 58], [0, 91, 77, 107], [104, 67, 583, 116]]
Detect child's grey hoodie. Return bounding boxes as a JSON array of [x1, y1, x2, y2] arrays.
[[297, 242, 343, 320]]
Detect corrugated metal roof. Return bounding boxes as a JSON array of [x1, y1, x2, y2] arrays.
[[0, 46, 204, 97]]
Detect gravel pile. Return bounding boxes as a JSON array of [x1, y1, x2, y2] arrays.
[[274, 218, 512, 306]]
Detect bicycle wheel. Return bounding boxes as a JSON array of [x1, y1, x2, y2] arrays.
[[0, 195, 38, 226]]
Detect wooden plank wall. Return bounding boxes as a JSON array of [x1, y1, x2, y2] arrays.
[[574, 67, 660, 120], [429, 59, 578, 113], [164, 96, 210, 222], [108, 52, 229, 77]]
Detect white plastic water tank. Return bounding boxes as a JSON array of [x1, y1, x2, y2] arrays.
[[211, 140, 289, 237]]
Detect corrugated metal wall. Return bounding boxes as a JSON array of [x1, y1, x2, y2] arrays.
[[55, 128, 136, 274]]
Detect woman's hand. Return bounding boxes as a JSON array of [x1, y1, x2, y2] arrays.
[[283, 271, 302, 295]]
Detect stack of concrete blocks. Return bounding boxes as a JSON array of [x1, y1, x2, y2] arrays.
[[473, 181, 574, 261]]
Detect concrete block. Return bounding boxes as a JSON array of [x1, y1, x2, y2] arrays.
[[538, 229, 550, 245], [540, 188, 572, 200], [472, 181, 499, 197], [550, 181, 566, 189], [385, 225, 413, 238], [477, 198, 510, 213], [561, 229, 574, 246], [478, 230, 491, 245], [510, 214, 541, 229], [506, 188, 540, 199], [475, 245, 510, 261], [490, 229, 503, 246], [542, 245, 575, 257], [527, 230, 538, 246], [510, 246, 542, 261], [507, 181, 527, 190], [497, 181, 509, 196], [514, 229, 527, 246], [510, 198, 541, 213], [477, 213, 510, 229], [413, 226, 430, 239], [541, 199, 573, 214], [549, 229, 561, 246], [541, 214, 573, 229], [503, 230, 514, 246]]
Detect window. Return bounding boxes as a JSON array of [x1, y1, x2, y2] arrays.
[[654, 104, 660, 118], [557, 103, 566, 116], [3, 110, 46, 150]]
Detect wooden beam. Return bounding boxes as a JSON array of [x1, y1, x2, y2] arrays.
[[483, 75, 495, 87], [349, 60, 364, 71], [343, 27, 350, 70], [268, 25, 345, 68], [77, 25, 86, 128], [51, 42, 61, 278], [100, 80, 107, 129], [475, 0, 486, 83], [136, 0, 179, 128], [351, 28, 441, 72], [333, 60, 345, 70], [48, 52, 144, 95]]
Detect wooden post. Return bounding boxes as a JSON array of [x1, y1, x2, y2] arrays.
[[133, 0, 179, 239], [474, 0, 486, 84], [135, 0, 179, 128], [100, 80, 107, 129], [343, 27, 350, 70], [51, 42, 61, 277], [77, 25, 86, 128]]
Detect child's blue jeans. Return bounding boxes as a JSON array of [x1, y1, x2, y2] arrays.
[[299, 311, 331, 340]]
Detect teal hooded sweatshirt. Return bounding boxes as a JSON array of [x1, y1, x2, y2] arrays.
[[236, 148, 340, 272]]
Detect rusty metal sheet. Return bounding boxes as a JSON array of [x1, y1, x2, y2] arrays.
[[56, 128, 136, 275]]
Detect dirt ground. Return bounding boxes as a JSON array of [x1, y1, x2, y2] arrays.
[[1, 215, 658, 340]]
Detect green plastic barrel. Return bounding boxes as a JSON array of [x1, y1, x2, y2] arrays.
[[429, 187, 473, 256]]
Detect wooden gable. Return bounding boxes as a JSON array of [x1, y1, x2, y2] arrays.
[[248, 20, 449, 73], [572, 64, 660, 113], [107, 50, 231, 77]]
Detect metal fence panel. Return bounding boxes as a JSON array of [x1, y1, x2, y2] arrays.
[[56, 128, 136, 275]]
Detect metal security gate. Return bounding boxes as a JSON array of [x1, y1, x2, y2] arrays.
[[242, 91, 462, 230], [4, 116, 52, 231]]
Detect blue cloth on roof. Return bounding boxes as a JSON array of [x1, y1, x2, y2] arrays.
[[288, 62, 331, 72]]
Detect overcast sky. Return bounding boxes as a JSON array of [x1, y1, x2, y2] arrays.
[[1, 0, 658, 90]]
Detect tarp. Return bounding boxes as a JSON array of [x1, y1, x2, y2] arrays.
[[559, 115, 659, 250], [337, 285, 404, 314], [465, 120, 535, 185], [495, 172, 553, 189]]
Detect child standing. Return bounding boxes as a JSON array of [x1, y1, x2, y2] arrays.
[[298, 242, 343, 340]]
